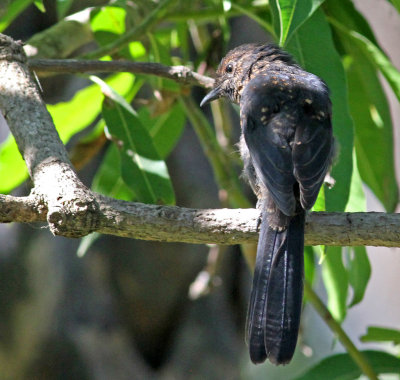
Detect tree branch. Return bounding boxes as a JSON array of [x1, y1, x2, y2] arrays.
[[0, 34, 98, 238], [28, 59, 214, 88], [0, 194, 399, 247]]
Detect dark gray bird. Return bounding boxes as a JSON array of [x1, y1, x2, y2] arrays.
[[201, 44, 334, 365]]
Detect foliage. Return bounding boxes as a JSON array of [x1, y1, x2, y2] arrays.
[[0, 0, 399, 378]]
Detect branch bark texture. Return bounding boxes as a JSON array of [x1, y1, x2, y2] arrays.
[[0, 34, 98, 237], [0, 194, 399, 247], [28, 59, 214, 88]]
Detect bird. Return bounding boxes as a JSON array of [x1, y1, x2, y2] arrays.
[[200, 43, 334, 365]]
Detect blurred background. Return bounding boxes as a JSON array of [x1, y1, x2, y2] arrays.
[[0, 0, 399, 379]]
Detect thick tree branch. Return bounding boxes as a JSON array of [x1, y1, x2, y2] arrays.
[[0, 34, 98, 237], [0, 194, 399, 247], [1, 33, 399, 248]]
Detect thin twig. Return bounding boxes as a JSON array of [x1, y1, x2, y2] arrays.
[[28, 59, 214, 88]]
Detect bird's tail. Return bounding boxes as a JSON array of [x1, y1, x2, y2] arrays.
[[246, 209, 305, 365]]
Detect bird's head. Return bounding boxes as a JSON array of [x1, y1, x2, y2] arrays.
[[200, 44, 254, 106], [200, 43, 297, 107]]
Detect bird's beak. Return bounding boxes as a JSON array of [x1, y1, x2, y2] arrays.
[[200, 86, 222, 107]]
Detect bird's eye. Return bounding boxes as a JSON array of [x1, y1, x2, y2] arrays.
[[225, 64, 233, 73]]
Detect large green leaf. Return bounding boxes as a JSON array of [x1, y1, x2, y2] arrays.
[[328, 17, 400, 106], [0, 135, 28, 193], [91, 143, 135, 201], [347, 246, 370, 308], [345, 151, 366, 214], [324, 0, 379, 45], [344, 154, 370, 308], [270, 0, 326, 46], [326, 0, 400, 106], [48, 73, 135, 142], [0, 73, 134, 193], [326, 0, 398, 211], [387, 0, 400, 13], [322, 246, 348, 321], [90, 5, 147, 60], [304, 246, 315, 287], [361, 326, 400, 345], [137, 103, 185, 158], [77, 143, 135, 258], [90, 5, 126, 49], [286, 8, 354, 212], [95, 77, 175, 205], [56, 0, 74, 19], [348, 57, 397, 211], [321, 155, 369, 318], [147, 34, 180, 92], [295, 350, 400, 380], [90, 6, 126, 35]]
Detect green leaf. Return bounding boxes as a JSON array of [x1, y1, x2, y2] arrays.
[[311, 186, 326, 265], [328, 17, 400, 106], [269, 0, 282, 39], [95, 77, 175, 205], [147, 34, 180, 91], [90, 5, 148, 60], [77, 143, 135, 258], [325, 0, 379, 45], [327, 4, 399, 211], [128, 41, 147, 59], [48, 73, 135, 142], [304, 245, 315, 286], [0, 74, 135, 193], [286, 8, 354, 212], [344, 155, 370, 307], [0, 135, 28, 193], [345, 151, 366, 213], [56, 0, 74, 19], [387, 0, 400, 13], [90, 5, 130, 57], [322, 246, 348, 321], [90, 6, 126, 35], [0, 0, 34, 31], [33, 0, 45, 12], [294, 350, 400, 380], [77, 232, 101, 258], [353, 81, 399, 198], [137, 103, 185, 158], [91, 144, 135, 201], [271, 0, 325, 46], [347, 246, 370, 307], [361, 326, 400, 345]]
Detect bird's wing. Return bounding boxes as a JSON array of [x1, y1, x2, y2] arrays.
[[292, 98, 333, 210], [241, 72, 333, 214]]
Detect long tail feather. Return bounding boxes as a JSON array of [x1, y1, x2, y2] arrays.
[[246, 210, 305, 365]]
